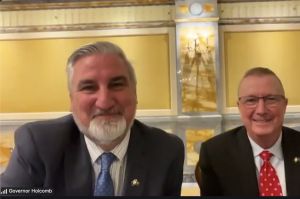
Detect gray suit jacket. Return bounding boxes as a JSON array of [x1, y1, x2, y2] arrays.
[[0, 115, 184, 196], [199, 126, 300, 196]]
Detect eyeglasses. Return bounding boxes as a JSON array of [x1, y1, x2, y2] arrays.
[[238, 95, 286, 108]]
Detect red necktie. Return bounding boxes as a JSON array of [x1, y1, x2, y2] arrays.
[[259, 150, 283, 196]]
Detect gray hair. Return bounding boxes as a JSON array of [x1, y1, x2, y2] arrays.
[[66, 41, 137, 92], [238, 67, 285, 96]]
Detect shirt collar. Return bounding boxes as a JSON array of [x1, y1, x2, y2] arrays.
[[84, 129, 131, 163], [248, 132, 283, 160]]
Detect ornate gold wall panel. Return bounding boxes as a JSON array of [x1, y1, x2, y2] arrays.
[[0, 34, 171, 113], [222, 28, 300, 109]]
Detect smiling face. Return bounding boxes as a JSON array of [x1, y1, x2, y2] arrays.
[[70, 53, 137, 147], [237, 74, 288, 147]]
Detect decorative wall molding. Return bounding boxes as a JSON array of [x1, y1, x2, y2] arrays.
[[219, 17, 300, 25], [219, 0, 300, 24], [1, 1, 300, 33], [0, 0, 175, 11], [219, 0, 293, 3], [0, 21, 175, 33], [0, 5, 175, 32], [0, 110, 176, 125]]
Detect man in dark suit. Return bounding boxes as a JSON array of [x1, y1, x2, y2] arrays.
[[0, 41, 184, 196], [197, 67, 300, 196]]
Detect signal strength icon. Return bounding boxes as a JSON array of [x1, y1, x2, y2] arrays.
[[0, 188, 8, 195]]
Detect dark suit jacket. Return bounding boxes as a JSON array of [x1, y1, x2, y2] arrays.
[[0, 115, 184, 196], [198, 126, 300, 196]]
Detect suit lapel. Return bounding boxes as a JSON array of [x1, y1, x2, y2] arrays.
[[123, 122, 148, 196], [64, 128, 93, 196], [235, 128, 260, 195], [282, 128, 300, 196]]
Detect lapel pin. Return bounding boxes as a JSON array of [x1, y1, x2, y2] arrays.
[[131, 179, 140, 187], [294, 157, 300, 164]]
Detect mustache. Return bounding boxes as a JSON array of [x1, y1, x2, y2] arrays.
[[92, 108, 122, 118]]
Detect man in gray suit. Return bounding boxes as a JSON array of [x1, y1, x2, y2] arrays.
[[197, 67, 300, 196], [0, 41, 184, 196]]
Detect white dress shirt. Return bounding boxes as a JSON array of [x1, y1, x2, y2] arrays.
[[248, 133, 287, 196], [84, 129, 131, 196]]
